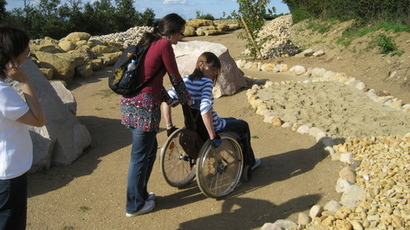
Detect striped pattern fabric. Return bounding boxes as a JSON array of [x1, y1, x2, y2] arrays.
[[168, 75, 226, 131]]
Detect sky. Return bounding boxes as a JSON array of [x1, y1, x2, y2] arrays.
[[5, 0, 290, 19]]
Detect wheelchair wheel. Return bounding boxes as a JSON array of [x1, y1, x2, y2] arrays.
[[160, 128, 196, 188], [241, 165, 252, 182], [196, 133, 243, 198]]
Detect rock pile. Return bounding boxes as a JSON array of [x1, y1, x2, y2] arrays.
[[28, 19, 240, 85], [265, 134, 409, 230], [90, 19, 240, 44], [89, 26, 152, 48], [236, 16, 409, 227], [30, 32, 123, 84], [237, 60, 410, 229], [322, 135, 409, 229], [243, 14, 300, 59], [185, 19, 240, 36]]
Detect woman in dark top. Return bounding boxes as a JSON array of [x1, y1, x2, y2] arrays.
[[120, 13, 191, 217]]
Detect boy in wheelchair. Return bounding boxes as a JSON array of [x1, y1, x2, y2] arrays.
[[162, 52, 261, 175]]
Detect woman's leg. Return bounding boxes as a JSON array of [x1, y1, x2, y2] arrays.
[[0, 174, 27, 230], [161, 102, 173, 128], [161, 102, 177, 136], [221, 118, 256, 167], [126, 127, 157, 213]]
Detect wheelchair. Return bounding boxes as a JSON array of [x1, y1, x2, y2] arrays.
[[160, 104, 252, 198]]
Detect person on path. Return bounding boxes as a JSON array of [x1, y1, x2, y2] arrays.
[[120, 13, 191, 217], [162, 52, 260, 175], [0, 26, 46, 230]]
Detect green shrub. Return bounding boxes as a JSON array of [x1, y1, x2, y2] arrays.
[[376, 33, 396, 54], [195, 11, 215, 20], [375, 33, 404, 56]]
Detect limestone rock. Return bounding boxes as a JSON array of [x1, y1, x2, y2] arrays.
[[186, 19, 214, 28], [20, 60, 91, 168], [35, 51, 76, 84], [58, 40, 77, 52], [339, 166, 356, 183], [50, 81, 77, 115], [173, 41, 247, 98], [298, 212, 312, 225], [309, 204, 323, 219], [64, 32, 92, 43]]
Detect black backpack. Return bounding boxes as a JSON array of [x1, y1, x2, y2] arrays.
[[108, 44, 160, 96]]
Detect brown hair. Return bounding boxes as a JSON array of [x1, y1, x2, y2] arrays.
[[138, 13, 186, 46], [188, 52, 221, 82]]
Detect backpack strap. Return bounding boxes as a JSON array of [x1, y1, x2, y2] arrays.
[[134, 64, 162, 91], [123, 44, 163, 97]]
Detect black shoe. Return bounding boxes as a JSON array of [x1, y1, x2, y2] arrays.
[[167, 126, 177, 137]]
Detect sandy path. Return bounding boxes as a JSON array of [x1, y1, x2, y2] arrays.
[[26, 32, 344, 229]]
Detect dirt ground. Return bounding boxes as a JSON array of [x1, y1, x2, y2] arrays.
[[26, 26, 409, 230]]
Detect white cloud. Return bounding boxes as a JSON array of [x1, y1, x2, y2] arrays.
[[163, 0, 187, 5]]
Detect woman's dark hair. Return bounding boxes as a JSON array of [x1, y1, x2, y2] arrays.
[[138, 13, 186, 46], [0, 26, 30, 79], [189, 52, 221, 82]]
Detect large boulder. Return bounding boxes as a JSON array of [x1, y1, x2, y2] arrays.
[[63, 32, 92, 43], [35, 51, 77, 84], [14, 60, 92, 171], [173, 41, 247, 97], [186, 19, 214, 28], [50, 81, 77, 115]]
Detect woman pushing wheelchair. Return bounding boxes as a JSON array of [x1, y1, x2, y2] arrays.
[[162, 52, 261, 177]]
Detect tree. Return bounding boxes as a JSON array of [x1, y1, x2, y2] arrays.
[[58, 0, 84, 32], [38, 0, 61, 18], [138, 8, 155, 26], [114, 0, 138, 31], [82, 0, 116, 35], [233, 0, 271, 58], [0, 0, 7, 20], [195, 11, 215, 20]]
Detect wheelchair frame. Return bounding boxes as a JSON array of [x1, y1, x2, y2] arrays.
[[160, 105, 248, 198]]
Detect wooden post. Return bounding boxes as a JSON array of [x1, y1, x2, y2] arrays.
[[240, 17, 263, 60]]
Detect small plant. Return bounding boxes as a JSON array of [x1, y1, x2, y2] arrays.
[[251, 135, 259, 139], [79, 206, 91, 212], [375, 33, 397, 54]]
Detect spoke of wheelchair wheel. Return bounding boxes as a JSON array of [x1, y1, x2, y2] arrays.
[[223, 158, 242, 168], [209, 172, 221, 193], [170, 166, 188, 181], [165, 155, 190, 181]]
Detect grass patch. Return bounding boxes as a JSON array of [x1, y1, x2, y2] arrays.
[[306, 19, 337, 34], [374, 33, 405, 56], [93, 89, 116, 98], [376, 21, 410, 33], [79, 206, 91, 212], [336, 20, 410, 47]]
